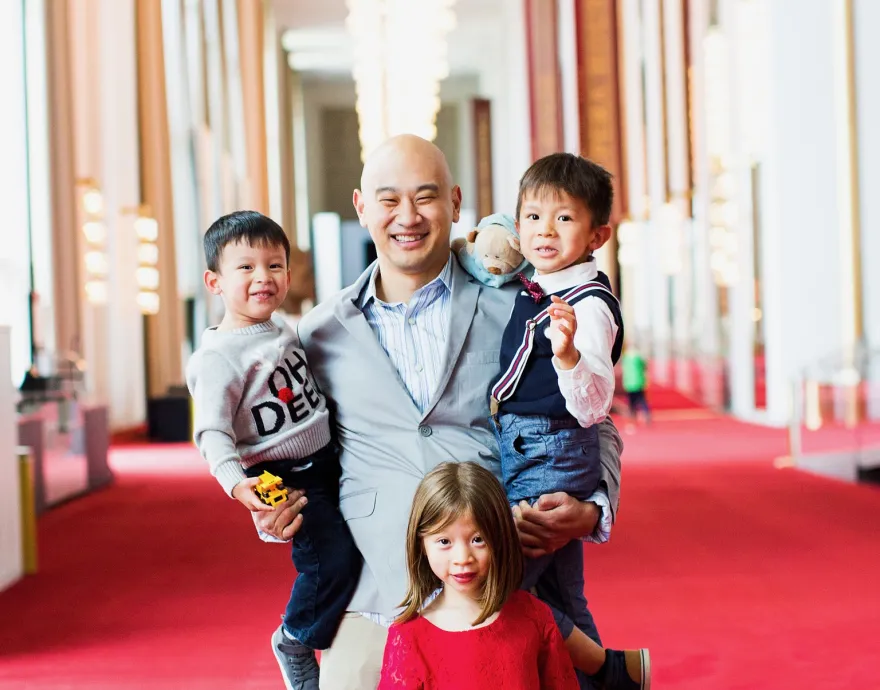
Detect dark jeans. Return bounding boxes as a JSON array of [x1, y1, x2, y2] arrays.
[[533, 547, 602, 690], [245, 445, 361, 650], [627, 390, 651, 417], [493, 413, 603, 689]]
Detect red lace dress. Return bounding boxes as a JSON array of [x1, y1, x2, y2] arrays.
[[378, 590, 578, 689]]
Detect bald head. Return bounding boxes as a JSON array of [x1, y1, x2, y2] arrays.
[[360, 134, 452, 193], [352, 134, 462, 300]]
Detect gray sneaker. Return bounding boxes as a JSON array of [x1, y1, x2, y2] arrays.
[[271, 625, 320, 690]]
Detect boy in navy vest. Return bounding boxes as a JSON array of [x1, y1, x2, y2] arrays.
[[490, 154, 648, 689]]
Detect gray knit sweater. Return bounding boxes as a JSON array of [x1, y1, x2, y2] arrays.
[[185, 318, 332, 496]]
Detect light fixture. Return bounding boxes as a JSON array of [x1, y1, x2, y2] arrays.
[[135, 266, 160, 292], [82, 187, 104, 216], [77, 178, 108, 304], [134, 216, 159, 242], [135, 212, 160, 314], [136, 291, 160, 315], [82, 221, 107, 244], [345, 0, 457, 160], [84, 279, 108, 304], [122, 204, 161, 314], [85, 251, 109, 276], [137, 243, 159, 266], [616, 220, 641, 268]]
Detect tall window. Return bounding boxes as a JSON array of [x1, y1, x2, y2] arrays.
[[0, 0, 34, 384]]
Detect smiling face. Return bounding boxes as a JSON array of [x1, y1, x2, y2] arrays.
[[353, 135, 462, 287], [204, 240, 290, 330], [422, 512, 491, 599], [516, 189, 608, 274]]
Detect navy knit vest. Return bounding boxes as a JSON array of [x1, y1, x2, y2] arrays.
[[495, 270, 624, 420]]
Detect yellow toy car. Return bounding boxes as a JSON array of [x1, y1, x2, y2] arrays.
[[254, 470, 289, 506]]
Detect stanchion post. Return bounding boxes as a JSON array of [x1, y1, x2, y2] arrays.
[[17, 446, 37, 574]]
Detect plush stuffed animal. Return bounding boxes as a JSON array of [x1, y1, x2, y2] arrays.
[[451, 213, 530, 288]]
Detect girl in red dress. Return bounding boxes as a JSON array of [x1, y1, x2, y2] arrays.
[[378, 461, 579, 690]]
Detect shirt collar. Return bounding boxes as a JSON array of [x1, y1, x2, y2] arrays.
[[360, 254, 454, 309], [531, 259, 599, 294]]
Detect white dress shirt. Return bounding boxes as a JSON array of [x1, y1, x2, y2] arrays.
[[360, 257, 453, 412], [531, 260, 619, 429]]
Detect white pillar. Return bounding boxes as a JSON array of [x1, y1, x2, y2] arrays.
[[640, 0, 672, 374], [203, 0, 228, 221], [760, 0, 842, 424], [24, 0, 56, 371], [262, 0, 285, 225], [163, 0, 203, 300], [726, 163, 756, 417], [67, 0, 148, 428], [688, 0, 719, 359], [0, 0, 27, 588], [0, 327, 22, 591], [662, 0, 692, 362], [557, 0, 580, 155], [854, 0, 880, 417], [0, 0, 32, 386], [312, 213, 343, 304], [724, 0, 759, 417], [495, 0, 531, 211], [100, 0, 146, 429], [69, 0, 109, 402], [619, 0, 650, 345]]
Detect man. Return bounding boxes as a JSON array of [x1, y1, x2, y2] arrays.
[[257, 135, 623, 689]]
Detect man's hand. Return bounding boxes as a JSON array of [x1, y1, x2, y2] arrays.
[[547, 296, 580, 370], [513, 492, 600, 558], [253, 489, 308, 541], [231, 477, 276, 513]]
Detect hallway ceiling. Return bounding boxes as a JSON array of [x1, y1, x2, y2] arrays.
[[272, 0, 504, 75]]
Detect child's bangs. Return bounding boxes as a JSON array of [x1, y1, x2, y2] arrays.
[[520, 182, 569, 206], [418, 502, 472, 538], [229, 233, 286, 253]]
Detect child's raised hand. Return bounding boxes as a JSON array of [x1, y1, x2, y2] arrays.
[[232, 477, 276, 512], [547, 295, 580, 370]]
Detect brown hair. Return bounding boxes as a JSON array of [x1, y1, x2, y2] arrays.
[[397, 462, 523, 626], [203, 210, 291, 273], [515, 152, 614, 226]]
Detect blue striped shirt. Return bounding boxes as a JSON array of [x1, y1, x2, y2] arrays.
[[360, 257, 453, 413]]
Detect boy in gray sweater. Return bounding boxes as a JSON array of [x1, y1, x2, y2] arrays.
[[185, 211, 360, 690]]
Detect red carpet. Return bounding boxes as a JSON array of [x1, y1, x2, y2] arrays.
[[2, 413, 880, 688], [590, 458, 880, 689], [0, 446, 296, 689]]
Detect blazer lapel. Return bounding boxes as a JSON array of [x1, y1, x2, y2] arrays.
[[421, 258, 480, 420], [333, 263, 423, 416]]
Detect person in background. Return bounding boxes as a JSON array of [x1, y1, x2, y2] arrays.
[[620, 344, 651, 431]]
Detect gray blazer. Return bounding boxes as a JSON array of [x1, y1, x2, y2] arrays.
[[298, 255, 622, 619]]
